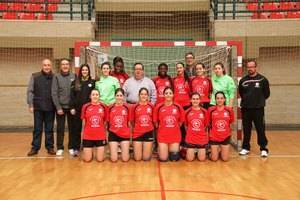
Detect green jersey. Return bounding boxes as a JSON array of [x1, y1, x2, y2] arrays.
[[95, 76, 120, 105], [210, 74, 236, 106]]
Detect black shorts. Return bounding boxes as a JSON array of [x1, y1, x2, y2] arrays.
[[108, 131, 130, 142], [184, 142, 207, 149], [82, 139, 107, 148], [209, 136, 231, 145], [132, 131, 154, 142]]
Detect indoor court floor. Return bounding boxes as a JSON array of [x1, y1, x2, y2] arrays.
[[0, 131, 299, 200]]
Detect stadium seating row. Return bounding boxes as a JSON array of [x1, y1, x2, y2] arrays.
[[1, 12, 53, 20], [0, 3, 57, 12], [252, 11, 300, 19]]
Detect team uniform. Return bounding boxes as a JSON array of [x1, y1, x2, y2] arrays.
[[173, 75, 191, 108], [152, 76, 172, 105], [190, 76, 212, 109], [111, 72, 129, 88], [153, 103, 185, 143], [81, 103, 107, 147], [184, 107, 208, 148], [208, 106, 234, 145], [108, 104, 131, 142], [131, 103, 154, 141]]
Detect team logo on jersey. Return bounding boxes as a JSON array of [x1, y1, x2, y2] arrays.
[[255, 82, 260, 88], [165, 81, 170, 86], [122, 110, 127, 115], [172, 108, 177, 114], [165, 116, 176, 127], [216, 120, 227, 131], [139, 115, 149, 126], [147, 107, 152, 113], [199, 113, 204, 118], [113, 116, 124, 127], [191, 119, 202, 130], [120, 78, 124, 83], [98, 108, 103, 113], [224, 112, 228, 117], [90, 116, 100, 127], [203, 81, 207, 85], [88, 83, 92, 87]]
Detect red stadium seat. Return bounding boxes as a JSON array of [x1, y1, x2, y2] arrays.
[[279, 2, 296, 10], [48, 0, 61, 3], [270, 12, 285, 19], [19, 13, 36, 20], [25, 4, 44, 12], [286, 11, 300, 19], [261, 3, 279, 11], [0, 3, 8, 10], [247, 3, 258, 11], [37, 13, 53, 20], [46, 4, 57, 12], [8, 3, 25, 11], [296, 2, 300, 9], [251, 12, 269, 19], [2, 12, 18, 19]]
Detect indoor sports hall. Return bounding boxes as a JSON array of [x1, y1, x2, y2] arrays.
[[0, 0, 299, 199]]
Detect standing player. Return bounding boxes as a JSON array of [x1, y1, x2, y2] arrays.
[[111, 56, 129, 87], [81, 90, 107, 162], [239, 60, 270, 157], [70, 64, 95, 156], [154, 87, 185, 162], [108, 88, 131, 162], [173, 62, 191, 157], [208, 91, 234, 161], [95, 62, 120, 106], [131, 88, 154, 161], [152, 63, 173, 105], [210, 62, 235, 108], [184, 92, 208, 161], [184, 52, 196, 77], [190, 62, 212, 109]]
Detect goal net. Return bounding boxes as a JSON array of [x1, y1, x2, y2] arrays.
[[75, 41, 243, 150]]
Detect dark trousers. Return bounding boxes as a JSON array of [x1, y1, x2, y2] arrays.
[[242, 108, 268, 151], [180, 105, 190, 146], [56, 109, 74, 150], [70, 109, 82, 150], [32, 110, 55, 151]]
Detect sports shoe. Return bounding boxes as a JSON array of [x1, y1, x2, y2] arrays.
[[47, 148, 56, 155], [73, 149, 80, 157], [69, 149, 76, 156], [239, 149, 250, 156], [27, 149, 38, 156], [261, 150, 268, 157], [56, 149, 64, 156]]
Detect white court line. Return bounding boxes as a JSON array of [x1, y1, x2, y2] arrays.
[[0, 156, 64, 160]]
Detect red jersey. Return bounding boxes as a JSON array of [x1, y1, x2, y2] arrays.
[[152, 76, 172, 105], [131, 103, 154, 138], [190, 76, 212, 103], [81, 103, 107, 140], [153, 103, 185, 143], [185, 107, 208, 145], [208, 106, 234, 142], [111, 72, 129, 87], [173, 75, 191, 107], [108, 104, 131, 138]]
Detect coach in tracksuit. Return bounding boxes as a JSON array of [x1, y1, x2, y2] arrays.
[[27, 59, 56, 156], [52, 58, 76, 156], [238, 60, 270, 157]]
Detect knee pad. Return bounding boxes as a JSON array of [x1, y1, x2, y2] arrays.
[[169, 152, 180, 161]]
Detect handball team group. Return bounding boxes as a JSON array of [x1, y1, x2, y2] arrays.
[[27, 52, 270, 162]]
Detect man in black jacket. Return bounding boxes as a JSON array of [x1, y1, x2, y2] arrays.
[[27, 59, 56, 156], [239, 60, 270, 157]]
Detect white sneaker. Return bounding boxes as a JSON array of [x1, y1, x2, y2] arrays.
[[261, 150, 268, 157], [68, 149, 75, 156], [74, 150, 80, 157], [56, 149, 64, 156], [239, 149, 250, 155]]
